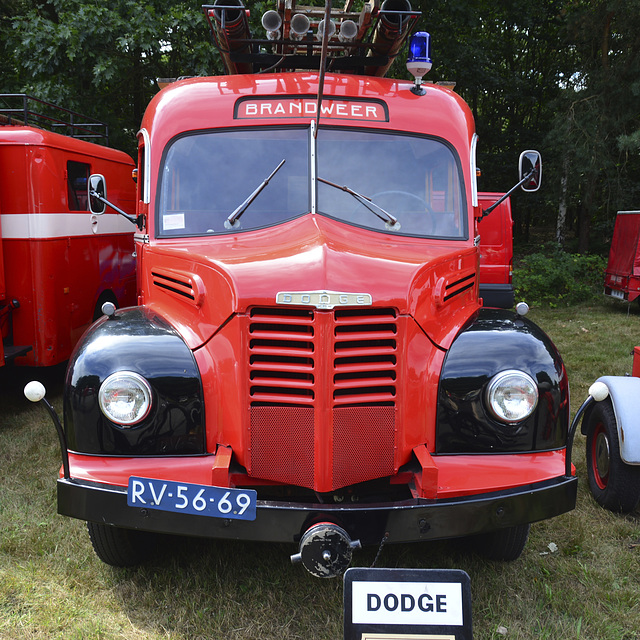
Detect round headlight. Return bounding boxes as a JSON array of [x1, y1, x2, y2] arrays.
[[99, 371, 152, 426], [486, 370, 538, 424]]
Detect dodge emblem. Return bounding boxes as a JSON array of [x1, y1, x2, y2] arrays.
[[276, 290, 373, 310]]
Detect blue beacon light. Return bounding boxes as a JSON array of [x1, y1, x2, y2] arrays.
[[407, 31, 432, 95]]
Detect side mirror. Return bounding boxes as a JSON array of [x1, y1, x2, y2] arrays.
[[519, 150, 542, 192], [88, 174, 107, 215]]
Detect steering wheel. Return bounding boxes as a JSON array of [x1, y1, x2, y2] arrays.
[[371, 190, 435, 234]]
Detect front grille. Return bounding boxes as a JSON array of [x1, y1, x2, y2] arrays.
[[248, 307, 315, 405], [246, 306, 398, 491], [250, 406, 315, 487], [333, 308, 397, 405]]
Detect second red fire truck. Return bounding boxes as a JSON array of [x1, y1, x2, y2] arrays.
[[1, 95, 136, 368]]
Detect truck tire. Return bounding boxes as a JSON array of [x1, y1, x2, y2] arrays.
[[585, 400, 640, 513], [471, 523, 530, 561], [87, 521, 152, 567]]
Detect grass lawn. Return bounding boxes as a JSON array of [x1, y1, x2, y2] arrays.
[[1, 298, 639, 639]]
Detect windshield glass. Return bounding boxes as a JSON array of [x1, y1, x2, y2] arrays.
[[317, 129, 466, 238], [157, 128, 309, 236], [157, 126, 467, 239]]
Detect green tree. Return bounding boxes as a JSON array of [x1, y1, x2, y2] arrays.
[[417, 0, 569, 242], [547, 0, 640, 253], [3, 0, 219, 153]]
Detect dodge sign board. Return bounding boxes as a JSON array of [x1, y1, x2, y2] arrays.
[[344, 568, 473, 640]]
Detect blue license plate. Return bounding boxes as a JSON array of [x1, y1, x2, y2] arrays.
[[127, 477, 257, 521]]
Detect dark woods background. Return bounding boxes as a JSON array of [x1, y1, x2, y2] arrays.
[[1, 0, 639, 255]]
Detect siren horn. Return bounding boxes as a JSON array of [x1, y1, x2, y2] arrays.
[[290, 13, 311, 40], [262, 10, 282, 40], [338, 19, 358, 43]]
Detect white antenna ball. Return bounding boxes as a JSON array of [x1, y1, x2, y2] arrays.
[[589, 381, 609, 402], [24, 380, 46, 403]]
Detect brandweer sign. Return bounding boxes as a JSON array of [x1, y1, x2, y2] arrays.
[[235, 97, 388, 121]]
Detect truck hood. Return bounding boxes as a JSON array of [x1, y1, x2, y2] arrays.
[[143, 215, 480, 350]]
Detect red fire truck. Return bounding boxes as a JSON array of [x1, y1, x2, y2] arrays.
[[27, 1, 576, 578], [603, 210, 640, 304], [1, 95, 136, 367]]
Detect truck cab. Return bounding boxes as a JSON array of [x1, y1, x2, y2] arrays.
[[30, 0, 576, 578]]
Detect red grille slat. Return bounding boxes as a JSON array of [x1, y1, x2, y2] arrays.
[[333, 345, 396, 358], [335, 329, 397, 342], [249, 313, 313, 324], [250, 392, 315, 404], [250, 343, 314, 358], [249, 366, 313, 378], [250, 324, 313, 340], [334, 375, 396, 389], [334, 360, 396, 374], [333, 394, 396, 406], [250, 375, 315, 389]]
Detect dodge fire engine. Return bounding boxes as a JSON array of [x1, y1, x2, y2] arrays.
[[1, 95, 136, 367], [27, 0, 577, 578]]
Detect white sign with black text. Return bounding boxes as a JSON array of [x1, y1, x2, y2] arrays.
[[343, 568, 473, 640], [352, 581, 464, 626]]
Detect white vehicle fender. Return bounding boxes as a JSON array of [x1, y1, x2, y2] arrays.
[[591, 375, 640, 465]]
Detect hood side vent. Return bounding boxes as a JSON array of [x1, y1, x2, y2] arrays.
[[444, 272, 475, 302], [151, 269, 204, 307]]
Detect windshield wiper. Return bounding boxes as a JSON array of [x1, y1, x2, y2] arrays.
[[317, 177, 400, 230], [225, 159, 286, 229]]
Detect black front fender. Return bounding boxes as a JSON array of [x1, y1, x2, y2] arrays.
[[64, 307, 205, 455], [436, 308, 569, 453]]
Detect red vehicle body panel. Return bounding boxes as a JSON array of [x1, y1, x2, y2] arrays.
[[0, 126, 136, 366], [604, 211, 640, 302], [477, 192, 513, 307]]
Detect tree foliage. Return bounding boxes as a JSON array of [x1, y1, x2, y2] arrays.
[[1, 0, 638, 250], [416, 0, 640, 253], [548, 0, 640, 252], [513, 243, 606, 306], [1, 0, 219, 153]]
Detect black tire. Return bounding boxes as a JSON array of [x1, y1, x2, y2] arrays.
[[585, 399, 640, 513], [87, 521, 153, 567], [471, 523, 530, 561]]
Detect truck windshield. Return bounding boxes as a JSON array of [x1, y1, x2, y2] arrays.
[[157, 126, 467, 239]]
